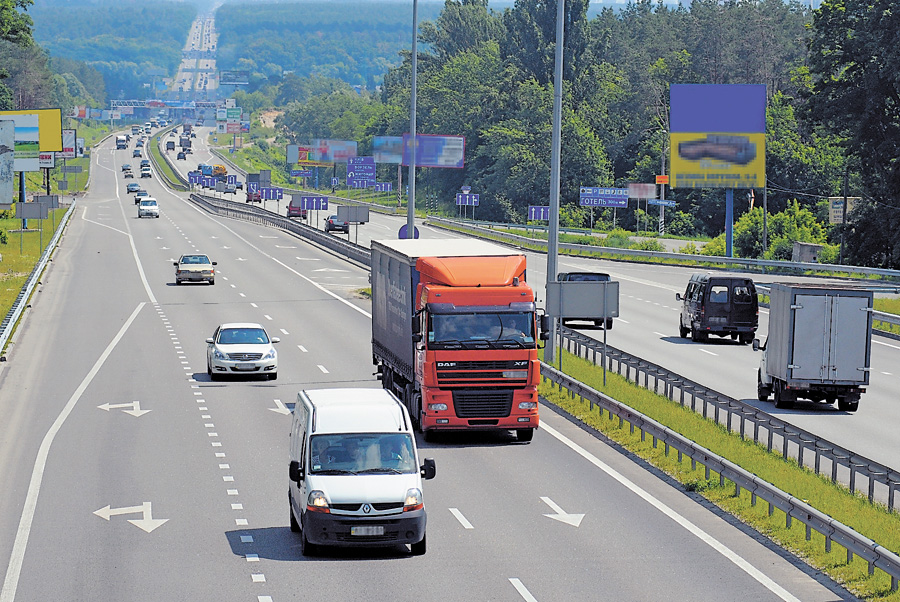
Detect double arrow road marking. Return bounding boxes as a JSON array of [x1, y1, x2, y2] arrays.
[[96, 401, 151, 417], [94, 502, 168, 533]]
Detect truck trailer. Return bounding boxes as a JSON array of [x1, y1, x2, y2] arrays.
[[754, 283, 873, 411], [371, 239, 544, 442]]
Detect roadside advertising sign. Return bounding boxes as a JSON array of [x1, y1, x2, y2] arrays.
[[669, 84, 766, 189], [287, 145, 311, 164], [225, 122, 241, 133], [579, 187, 628, 208], [76, 138, 85, 158], [455, 193, 479, 206], [59, 129, 76, 159], [16, 202, 48, 220], [39, 152, 55, 169], [828, 197, 860, 224], [528, 205, 551, 221], [402, 133, 465, 168], [5, 113, 40, 171], [373, 136, 403, 164], [627, 183, 656, 199], [0, 122, 12, 202], [35, 195, 59, 208], [0, 108, 63, 152], [310, 139, 357, 163]]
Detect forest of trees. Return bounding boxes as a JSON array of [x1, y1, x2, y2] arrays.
[[30, 1, 196, 99]]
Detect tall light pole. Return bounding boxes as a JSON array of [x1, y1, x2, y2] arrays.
[[544, 0, 566, 364], [407, 0, 418, 239]]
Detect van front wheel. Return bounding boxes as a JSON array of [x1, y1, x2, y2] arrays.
[[679, 318, 689, 339]]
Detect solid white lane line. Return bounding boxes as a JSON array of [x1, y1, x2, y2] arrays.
[[541, 422, 801, 602], [1, 303, 145, 602], [449, 508, 474, 529], [509, 578, 539, 602]]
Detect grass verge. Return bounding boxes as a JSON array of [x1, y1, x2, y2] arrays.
[[539, 347, 900, 600], [148, 133, 188, 191]]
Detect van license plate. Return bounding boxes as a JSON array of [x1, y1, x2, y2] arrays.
[[351, 526, 384, 536]]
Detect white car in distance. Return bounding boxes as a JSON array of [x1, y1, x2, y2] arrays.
[[207, 323, 279, 380]]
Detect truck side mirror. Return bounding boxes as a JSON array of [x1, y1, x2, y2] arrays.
[[675, 293, 682, 301], [539, 314, 551, 340], [752, 339, 760, 351], [289, 460, 304, 484], [411, 315, 422, 343], [420, 458, 436, 480]]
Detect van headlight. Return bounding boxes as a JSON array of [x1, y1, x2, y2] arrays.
[[307, 490, 330, 513], [403, 488, 423, 512]]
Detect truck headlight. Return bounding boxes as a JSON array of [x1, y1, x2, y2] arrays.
[[307, 490, 330, 513], [403, 488, 423, 512], [518, 401, 537, 410], [427, 403, 448, 412], [503, 370, 528, 378]]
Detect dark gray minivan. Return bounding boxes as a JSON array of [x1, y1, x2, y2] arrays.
[[676, 273, 758, 343]]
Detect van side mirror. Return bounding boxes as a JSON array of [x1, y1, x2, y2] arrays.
[[675, 293, 682, 301], [289, 460, 304, 484], [420, 457, 436, 480], [752, 339, 760, 352], [173, 262, 179, 267]]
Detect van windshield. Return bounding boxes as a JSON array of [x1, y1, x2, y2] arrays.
[[309, 433, 416, 474]]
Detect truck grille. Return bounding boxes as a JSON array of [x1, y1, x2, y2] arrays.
[[453, 389, 513, 418], [436, 360, 529, 387]]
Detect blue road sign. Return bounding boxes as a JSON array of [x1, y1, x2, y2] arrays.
[[260, 187, 283, 200], [247, 182, 259, 193], [300, 196, 329, 210], [347, 157, 376, 187], [188, 171, 201, 184], [455, 193, 479, 206], [647, 198, 676, 206], [226, 175, 237, 185], [331, 177, 340, 187], [291, 169, 313, 177], [398, 224, 420, 239], [528, 205, 550, 221], [579, 186, 629, 208], [374, 182, 393, 192]]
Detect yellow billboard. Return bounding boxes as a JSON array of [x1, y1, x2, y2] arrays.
[[670, 132, 765, 189], [0, 108, 63, 152]]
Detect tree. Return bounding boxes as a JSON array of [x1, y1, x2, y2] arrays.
[[0, 0, 34, 47]]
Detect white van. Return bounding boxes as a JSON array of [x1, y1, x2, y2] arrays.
[[288, 388, 435, 556]]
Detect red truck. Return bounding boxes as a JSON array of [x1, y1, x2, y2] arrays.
[[371, 239, 545, 442]]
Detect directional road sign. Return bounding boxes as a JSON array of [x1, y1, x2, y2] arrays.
[[455, 193, 479, 206], [347, 156, 375, 187], [528, 205, 550, 221], [299, 196, 328, 210], [647, 198, 676, 206], [374, 182, 393, 192], [291, 169, 313, 177], [579, 187, 629, 208], [260, 187, 283, 201]]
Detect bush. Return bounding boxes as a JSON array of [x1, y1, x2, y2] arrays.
[[0, 229, 7, 245], [604, 228, 632, 248], [632, 239, 665, 252], [701, 235, 726, 256], [677, 242, 700, 255]]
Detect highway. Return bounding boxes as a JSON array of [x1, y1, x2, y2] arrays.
[[175, 127, 900, 476], [0, 132, 856, 601]]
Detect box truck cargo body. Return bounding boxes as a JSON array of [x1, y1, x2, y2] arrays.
[[371, 239, 542, 442], [755, 283, 873, 411]]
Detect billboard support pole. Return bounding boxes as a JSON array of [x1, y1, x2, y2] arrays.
[[406, 0, 418, 239], [725, 188, 734, 257], [19, 171, 26, 230]]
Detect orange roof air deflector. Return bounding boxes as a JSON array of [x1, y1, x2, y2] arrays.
[[416, 255, 526, 287]]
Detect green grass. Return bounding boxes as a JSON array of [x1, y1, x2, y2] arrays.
[[148, 132, 188, 191], [540, 347, 900, 600], [874, 298, 900, 334]]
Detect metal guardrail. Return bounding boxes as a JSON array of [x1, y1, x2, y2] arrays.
[[428, 216, 900, 281], [540, 362, 900, 591], [187, 194, 371, 267], [556, 326, 900, 512], [0, 202, 77, 357]]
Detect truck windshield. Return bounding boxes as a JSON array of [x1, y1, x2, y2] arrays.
[[309, 433, 416, 474], [428, 312, 535, 349]]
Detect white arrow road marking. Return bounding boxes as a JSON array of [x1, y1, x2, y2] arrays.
[[96, 401, 151, 417], [269, 399, 291, 415], [540, 496, 584, 527], [449, 508, 473, 529], [93, 502, 168, 533], [509, 578, 539, 602]]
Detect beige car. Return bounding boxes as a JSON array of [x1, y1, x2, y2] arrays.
[[174, 254, 216, 285]]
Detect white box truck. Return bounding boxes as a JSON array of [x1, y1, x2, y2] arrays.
[[754, 283, 873, 411]]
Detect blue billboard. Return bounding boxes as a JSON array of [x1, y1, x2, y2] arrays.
[[402, 133, 465, 169]]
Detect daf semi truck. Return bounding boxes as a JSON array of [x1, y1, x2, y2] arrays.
[[371, 238, 545, 442]]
